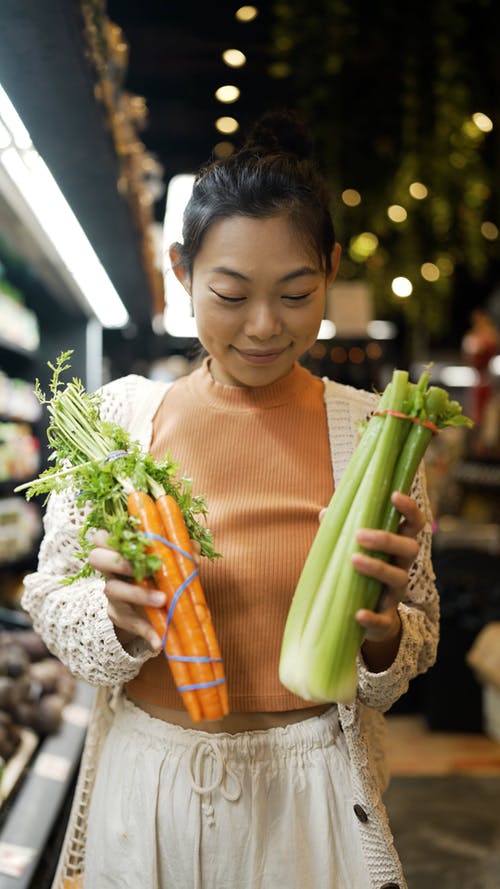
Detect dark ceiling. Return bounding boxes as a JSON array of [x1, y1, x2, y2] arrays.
[[105, 1, 289, 210], [0, 1, 290, 330]]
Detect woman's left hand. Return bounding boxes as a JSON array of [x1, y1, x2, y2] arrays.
[[352, 490, 426, 645]]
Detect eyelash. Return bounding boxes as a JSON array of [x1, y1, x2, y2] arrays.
[[210, 289, 311, 303]]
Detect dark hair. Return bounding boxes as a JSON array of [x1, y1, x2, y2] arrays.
[[174, 111, 336, 277]]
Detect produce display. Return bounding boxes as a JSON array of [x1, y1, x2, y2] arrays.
[[16, 352, 228, 723], [279, 368, 473, 705], [0, 629, 75, 763]]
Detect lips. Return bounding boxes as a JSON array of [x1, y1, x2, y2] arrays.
[[235, 347, 287, 364]]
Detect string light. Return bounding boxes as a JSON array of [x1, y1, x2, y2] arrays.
[[235, 5, 258, 22], [481, 221, 499, 240], [387, 204, 407, 223], [215, 85, 240, 104], [213, 141, 234, 158], [409, 182, 428, 199], [436, 256, 454, 276], [222, 49, 247, 68], [472, 112, 493, 133], [341, 188, 361, 206], [349, 232, 378, 262], [215, 116, 239, 134], [420, 262, 440, 281], [391, 277, 413, 298]]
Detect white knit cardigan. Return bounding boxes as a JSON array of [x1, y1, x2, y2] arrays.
[[22, 373, 439, 889]]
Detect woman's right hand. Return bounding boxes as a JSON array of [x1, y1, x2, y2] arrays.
[[88, 530, 166, 651]]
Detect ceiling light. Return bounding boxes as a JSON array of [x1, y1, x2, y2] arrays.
[[215, 85, 240, 104], [215, 116, 239, 135], [0, 83, 129, 328], [0, 85, 31, 149], [162, 174, 198, 338], [222, 49, 247, 68], [235, 6, 259, 22], [0, 120, 11, 149]]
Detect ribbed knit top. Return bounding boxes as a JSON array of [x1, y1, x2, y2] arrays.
[[125, 357, 335, 712]]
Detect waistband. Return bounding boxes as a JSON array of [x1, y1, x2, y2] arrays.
[[115, 693, 340, 761]]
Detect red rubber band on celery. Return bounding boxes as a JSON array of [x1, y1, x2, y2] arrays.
[[373, 409, 439, 435]]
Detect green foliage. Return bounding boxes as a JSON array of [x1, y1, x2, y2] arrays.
[[270, 0, 499, 341]]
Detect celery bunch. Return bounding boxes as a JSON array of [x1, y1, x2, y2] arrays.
[[279, 368, 473, 705]]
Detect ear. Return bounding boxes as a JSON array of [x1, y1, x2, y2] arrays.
[[169, 245, 191, 294], [327, 242, 342, 286]]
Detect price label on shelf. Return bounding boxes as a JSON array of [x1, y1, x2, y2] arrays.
[[33, 752, 71, 783], [0, 842, 36, 877], [63, 702, 90, 727]]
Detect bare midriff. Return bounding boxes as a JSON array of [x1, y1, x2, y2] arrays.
[[125, 690, 331, 733]]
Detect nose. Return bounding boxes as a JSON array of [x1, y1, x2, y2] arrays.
[[243, 300, 283, 340]]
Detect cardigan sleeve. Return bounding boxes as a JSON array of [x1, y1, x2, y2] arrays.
[[21, 375, 164, 686]]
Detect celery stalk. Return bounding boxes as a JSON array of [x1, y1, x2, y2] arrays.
[[279, 379, 399, 662], [279, 368, 473, 705], [280, 370, 412, 701]]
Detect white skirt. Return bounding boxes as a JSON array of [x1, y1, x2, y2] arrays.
[[84, 695, 372, 889]]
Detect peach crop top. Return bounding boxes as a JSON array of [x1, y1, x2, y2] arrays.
[[125, 358, 334, 712]]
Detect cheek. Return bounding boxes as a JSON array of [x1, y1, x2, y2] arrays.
[[193, 299, 234, 346], [292, 302, 325, 338]]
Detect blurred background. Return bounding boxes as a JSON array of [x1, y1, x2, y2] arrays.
[[0, 2, 499, 886]]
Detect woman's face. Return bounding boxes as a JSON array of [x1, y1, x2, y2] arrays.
[[172, 214, 340, 388]]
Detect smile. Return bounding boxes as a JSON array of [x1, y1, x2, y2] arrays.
[[235, 347, 288, 364]]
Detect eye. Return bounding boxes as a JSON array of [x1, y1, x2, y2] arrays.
[[210, 288, 245, 303], [282, 293, 311, 302]]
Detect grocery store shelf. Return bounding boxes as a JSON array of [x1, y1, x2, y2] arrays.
[[0, 0, 153, 329], [0, 339, 38, 361], [0, 680, 95, 887]]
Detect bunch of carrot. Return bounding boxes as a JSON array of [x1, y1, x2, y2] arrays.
[[128, 488, 228, 722], [16, 351, 228, 723]]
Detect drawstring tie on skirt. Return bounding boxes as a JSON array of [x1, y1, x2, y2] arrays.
[[187, 737, 242, 826]]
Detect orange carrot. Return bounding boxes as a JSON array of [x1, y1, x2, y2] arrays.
[[143, 596, 203, 723], [127, 490, 226, 721], [156, 493, 229, 716]]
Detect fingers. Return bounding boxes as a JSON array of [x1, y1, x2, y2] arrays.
[[88, 533, 166, 651], [88, 543, 135, 578], [104, 577, 166, 651], [355, 605, 401, 643], [355, 526, 420, 571], [107, 599, 163, 652], [351, 547, 411, 592], [390, 491, 426, 538]]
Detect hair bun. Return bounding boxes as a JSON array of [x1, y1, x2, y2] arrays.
[[243, 110, 313, 160]]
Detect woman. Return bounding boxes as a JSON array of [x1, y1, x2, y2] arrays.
[[22, 112, 438, 889]]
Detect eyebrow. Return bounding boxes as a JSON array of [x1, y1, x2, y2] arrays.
[[209, 265, 319, 282]]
